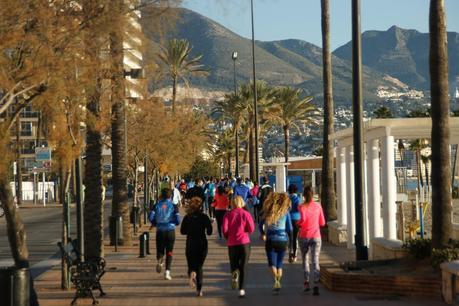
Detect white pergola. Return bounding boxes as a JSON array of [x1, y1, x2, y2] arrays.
[[332, 117, 459, 249]]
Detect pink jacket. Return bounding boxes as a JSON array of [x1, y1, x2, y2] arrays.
[[222, 208, 255, 246], [297, 201, 326, 239]]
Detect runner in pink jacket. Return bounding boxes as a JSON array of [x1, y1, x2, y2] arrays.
[[222, 196, 254, 298], [297, 186, 325, 296]]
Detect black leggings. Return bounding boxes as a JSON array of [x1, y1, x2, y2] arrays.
[[186, 239, 208, 291], [289, 221, 300, 256], [215, 210, 226, 238], [156, 230, 175, 270], [228, 244, 250, 290]]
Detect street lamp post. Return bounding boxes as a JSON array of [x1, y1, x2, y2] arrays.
[[232, 51, 239, 178], [250, 0, 260, 183], [352, 0, 368, 260]]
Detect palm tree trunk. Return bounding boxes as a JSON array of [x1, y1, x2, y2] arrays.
[[172, 76, 177, 113], [283, 125, 290, 163], [110, 18, 131, 246], [430, 0, 452, 248], [249, 125, 255, 180], [320, 0, 337, 221], [84, 89, 104, 258]]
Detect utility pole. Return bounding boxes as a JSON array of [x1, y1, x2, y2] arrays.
[[352, 0, 368, 260]]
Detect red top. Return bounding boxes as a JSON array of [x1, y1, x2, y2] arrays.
[[212, 193, 229, 210], [250, 185, 259, 197], [297, 201, 326, 239], [222, 208, 254, 246]]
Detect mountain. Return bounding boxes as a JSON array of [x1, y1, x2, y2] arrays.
[[141, 8, 407, 105], [333, 25, 459, 91]]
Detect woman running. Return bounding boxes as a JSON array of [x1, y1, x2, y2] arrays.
[[297, 186, 325, 295], [149, 188, 181, 280], [211, 185, 229, 240], [180, 197, 213, 297], [288, 184, 301, 263], [259, 192, 292, 294], [222, 196, 254, 298]]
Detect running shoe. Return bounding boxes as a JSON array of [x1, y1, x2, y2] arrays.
[[196, 290, 203, 297], [189, 271, 197, 288], [313, 286, 320, 296], [164, 270, 172, 280], [303, 281, 310, 292], [238, 289, 245, 298], [231, 270, 239, 290], [156, 258, 163, 273]]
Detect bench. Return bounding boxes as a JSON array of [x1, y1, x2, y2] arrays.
[[57, 239, 106, 305]]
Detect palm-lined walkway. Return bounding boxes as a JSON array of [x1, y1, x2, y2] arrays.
[[35, 219, 443, 306]]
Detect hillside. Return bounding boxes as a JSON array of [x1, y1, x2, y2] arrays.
[[141, 8, 407, 105], [333, 25, 459, 91]]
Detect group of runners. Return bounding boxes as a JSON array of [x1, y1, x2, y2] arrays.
[[148, 176, 325, 298]]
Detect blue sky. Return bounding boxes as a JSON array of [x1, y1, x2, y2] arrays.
[[182, 0, 459, 50]]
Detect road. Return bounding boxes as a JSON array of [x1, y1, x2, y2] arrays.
[[0, 202, 118, 278]]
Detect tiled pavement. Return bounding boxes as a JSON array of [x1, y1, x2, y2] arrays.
[[34, 223, 445, 306]]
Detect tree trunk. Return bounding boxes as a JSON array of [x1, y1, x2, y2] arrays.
[[15, 117, 22, 205], [109, 12, 131, 246], [248, 125, 255, 180], [283, 125, 290, 163], [320, 0, 337, 221], [61, 168, 71, 289], [430, 0, 452, 248], [84, 88, 104, 258], [172, 76, 177, 113]]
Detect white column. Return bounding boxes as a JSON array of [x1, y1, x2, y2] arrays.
[[337, 146, 347, 226], [311, 170, 316, 194], [381, 135, 397, 240], [275, 165, 287, 192], [346, 145, 355, 248], [367, 138, 382, 240]]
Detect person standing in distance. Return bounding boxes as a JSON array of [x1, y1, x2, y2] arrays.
[[222, 196, 255, 298], [297, 186, 325, 295], [180, 197, 213, 297], [149, 188, 181, 280]]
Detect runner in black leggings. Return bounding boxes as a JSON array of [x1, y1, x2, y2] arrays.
[[180, 197, 213, 297]]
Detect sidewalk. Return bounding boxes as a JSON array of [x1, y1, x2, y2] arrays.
[[34, 223, 444, 306]]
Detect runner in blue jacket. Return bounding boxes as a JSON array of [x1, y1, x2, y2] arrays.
[[149, 188, 181, 280]]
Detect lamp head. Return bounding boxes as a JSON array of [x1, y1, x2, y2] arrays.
[[232, 51, 238, 60]]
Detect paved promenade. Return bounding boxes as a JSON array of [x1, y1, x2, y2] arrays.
[[34, 222, 444, 306]]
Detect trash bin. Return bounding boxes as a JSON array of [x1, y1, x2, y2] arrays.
[[0, 266, 30, 306]]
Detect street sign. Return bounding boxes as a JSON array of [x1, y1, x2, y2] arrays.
[[35, 147, 51, 162]]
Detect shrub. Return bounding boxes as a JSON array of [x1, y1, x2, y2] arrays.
[[403, 238, 432, 259], [431, 248, 459, 269]]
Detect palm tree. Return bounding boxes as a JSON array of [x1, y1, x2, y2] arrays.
[[320, 0, 336, 221], [266, 87, 316, 163], [158, 39, 208, 113], [212, 92, 245, 174], [238, 81, 273, 179], [109, 2, 130, 246], [420, 154, 431, 190], [409, 139, 427, 194], [429, 0, 452, 248], [373, 106, 393, 118]]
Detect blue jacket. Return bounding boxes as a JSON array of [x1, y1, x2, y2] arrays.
[[289, 193, 301, 221], [233, 183, 251, 203], [149, 199, 181, 232], [259, 213, 292, 242]]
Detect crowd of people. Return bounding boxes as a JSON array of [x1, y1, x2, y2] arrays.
[[148, 175, 325, 298]]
